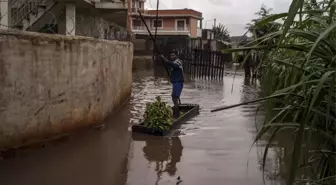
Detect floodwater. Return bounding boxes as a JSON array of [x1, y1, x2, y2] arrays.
[[0, 68, 286, 185]]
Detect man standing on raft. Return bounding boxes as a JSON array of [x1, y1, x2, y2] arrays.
[[160, 50, 184, 118]]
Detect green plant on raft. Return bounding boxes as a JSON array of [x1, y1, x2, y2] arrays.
[[144, 96, 173, 132]]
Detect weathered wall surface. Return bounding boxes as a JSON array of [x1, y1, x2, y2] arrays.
[[0, 29, 133, 149], [56, 8, 129, 41], [132, 56, 153, 70], [189, 18, 198, 38]]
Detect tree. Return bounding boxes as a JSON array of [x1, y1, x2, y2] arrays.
[[246, 5, 281, 39], [212, 23, 230, 41], [243, 5, 281, 79]]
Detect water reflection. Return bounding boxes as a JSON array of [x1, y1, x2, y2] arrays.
[[0, 68, 289, 185], [244, 77, 251, 86], [0, 106, 132, 185], [132, 134, 183, 184], [127, 69, 287, 185]]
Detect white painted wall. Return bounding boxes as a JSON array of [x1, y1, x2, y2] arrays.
[[65, 3, 76, 36], [0, 0, 8, 29]]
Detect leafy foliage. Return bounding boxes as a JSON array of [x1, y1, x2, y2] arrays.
[[246, 5, 281, 40], [224, 0, 336, 184], [253, 1, 336, 184], [144, 96, 173, 132], [213, 23, 230, 41]]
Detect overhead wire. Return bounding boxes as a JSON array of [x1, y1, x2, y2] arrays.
[[137, 0, 171, 79], [154, 0, 159, 41], [151, 0, 160, 64]]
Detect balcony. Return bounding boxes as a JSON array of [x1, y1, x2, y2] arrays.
[[132, 26, 190, 36], [197, 28, 202, 38], [131, 8, 146, 14], [94, 0, 127, 10]]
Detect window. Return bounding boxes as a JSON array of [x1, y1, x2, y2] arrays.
[[176, 19, 186, 30], [133, 19, 142, 29], [153, 19, 163, 28], [133, 19, 141, 27]]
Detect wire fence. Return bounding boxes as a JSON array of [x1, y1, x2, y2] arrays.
[[0, 0, 132, 41]]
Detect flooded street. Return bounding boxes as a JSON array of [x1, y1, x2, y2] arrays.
[[0, 69, 285, 185]]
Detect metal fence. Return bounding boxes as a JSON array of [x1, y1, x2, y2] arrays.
[[183, 49, 231, 79], [154, 48, 232, 80]]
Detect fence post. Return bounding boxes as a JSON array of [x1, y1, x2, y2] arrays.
[[216, 52, 220, 79], [212, 51, 216, 79], [221, 53, 225, 79], [207, 51, 212, 79], [197, 49, 201, 79]]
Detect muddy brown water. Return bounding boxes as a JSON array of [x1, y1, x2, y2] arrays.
[[0, 69, 286, 185]]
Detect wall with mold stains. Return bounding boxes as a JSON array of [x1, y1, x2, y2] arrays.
[[0, 29, 133, 149]]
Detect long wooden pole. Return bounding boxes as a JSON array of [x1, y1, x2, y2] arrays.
[[137, 10, 171, 79], [211, 93, 302, 112], [210, 98, 268, 113]]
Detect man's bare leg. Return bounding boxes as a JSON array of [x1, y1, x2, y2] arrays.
[[172, 97, 181, 119]]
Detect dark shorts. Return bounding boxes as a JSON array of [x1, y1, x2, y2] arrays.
[[172, 82, 184, 98]]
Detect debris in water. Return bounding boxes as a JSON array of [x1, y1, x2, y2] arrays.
[[177, 176, 183, 184]]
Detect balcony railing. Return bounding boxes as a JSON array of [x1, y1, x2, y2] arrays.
[[197, 28, 202, 38], [94, 0, 127, 9], [131, 8, 145, 13], [10, 0, 48, 28], [132, 26, 190, 35]]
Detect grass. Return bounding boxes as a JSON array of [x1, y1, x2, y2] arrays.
[[221, 0, 336, 184]]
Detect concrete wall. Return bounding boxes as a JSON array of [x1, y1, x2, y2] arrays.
[[0, 29, 133, 149], [24, 2, 129, 40], [162, 18, 176, 30], [132, 38, 153, 56], [132, 56, 153, 70], [68, 8, 128, 40], [189, 18, 198, 38]]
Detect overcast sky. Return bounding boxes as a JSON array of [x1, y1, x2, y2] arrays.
[[145, 0, 292, 36]]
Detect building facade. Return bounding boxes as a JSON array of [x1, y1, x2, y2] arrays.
[[129, 0, 203, 55], [0, 0, 130, 40], [130, 7, 203, 38]]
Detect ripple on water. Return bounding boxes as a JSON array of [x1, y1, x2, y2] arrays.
[[130, 73, 264, 134], [125, 71, 285, 185]]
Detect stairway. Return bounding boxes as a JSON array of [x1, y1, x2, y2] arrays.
[[10, 0, 59, 31]]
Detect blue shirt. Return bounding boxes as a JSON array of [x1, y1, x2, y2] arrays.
[[166, 59, 184, 83]]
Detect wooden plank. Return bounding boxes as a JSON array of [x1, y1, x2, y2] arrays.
[[207, 51, 212, 79], [200, 49, 204, 79], [221, 53, 225, 79], [212, 51, 216, 79], [193, 49, 197, 78], [215, 52, 219, 79]]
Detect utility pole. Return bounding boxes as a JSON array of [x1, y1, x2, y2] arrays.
[[126, 0, 132, 40], [212, 18, 217, 51]]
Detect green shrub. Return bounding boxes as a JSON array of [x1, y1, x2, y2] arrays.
[[144, 96, 173, 132]]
